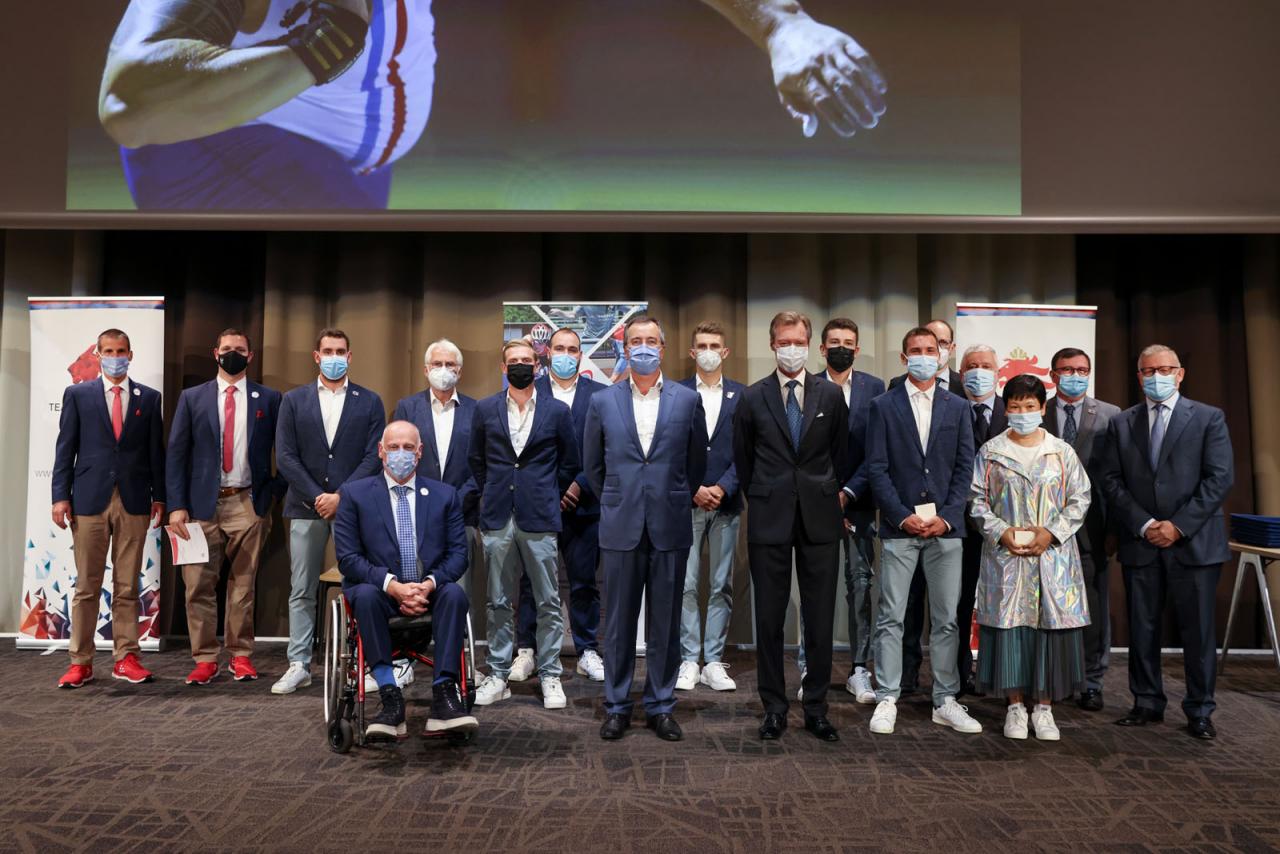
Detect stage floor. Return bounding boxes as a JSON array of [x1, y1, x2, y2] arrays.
[[2, 646, 1278, 853]]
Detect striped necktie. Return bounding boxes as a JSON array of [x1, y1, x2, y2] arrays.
[[393, 485, 420, 583]]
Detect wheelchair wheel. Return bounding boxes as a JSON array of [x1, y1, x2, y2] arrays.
[[322, 596, 348, 726], [463, 613, 478, 713], [328, 718, 354, 754]]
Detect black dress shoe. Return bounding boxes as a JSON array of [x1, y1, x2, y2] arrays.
[[1078, 689, 1104, 712], [647, 713, 683, 741], [758, 713, 787, 740], [804, 715, 839, 742], [1187, 717, 1217, 740], [600, 713, 631, 740], [1115, 707, 1164, 727]]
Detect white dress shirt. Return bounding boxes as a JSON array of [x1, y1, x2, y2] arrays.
[[1140, 391, 1181, 536], [549, 376, 578, 411], [909, 379, 936, 453], [216, 375, 251, 488], [832, 372, 852, 407], [696, 375, 723, 438], [382, 470, 430, 591], [631, 374, 663, 457], [102, 376, 131, 426], [316, 376, 348, 447], [776, 369, 805, 410], [507, 390, 537, 457], [431, 390, 459, 470]]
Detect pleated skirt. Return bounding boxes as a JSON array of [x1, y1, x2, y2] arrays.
[[975, 625, 1086, 703]]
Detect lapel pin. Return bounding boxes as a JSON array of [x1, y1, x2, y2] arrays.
[[726, 391, 735, 399], [419, 487, 429, 496], [251, 390, 260, 399], [132, 387, 141, 396], [352, 389, 360, 396]]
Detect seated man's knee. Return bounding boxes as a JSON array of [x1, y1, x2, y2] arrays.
[[434, 581, 469, 613]]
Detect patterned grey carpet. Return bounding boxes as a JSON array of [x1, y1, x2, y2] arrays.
[[2, 646, 1278, 853]]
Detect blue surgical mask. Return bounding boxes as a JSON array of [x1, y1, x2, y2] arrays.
[[99, 355, 130, 379], [628, 345, 661, 376], [963, 368, 995, 398], [1142, 373, 1177, 402], [319, 355, 348, 381], [550, 354, 579, 380], [385, 449, 417, 480], [1008, 412, 1043, 436], [1056, 373, 1089, 398], [906, 355, 939, 381]]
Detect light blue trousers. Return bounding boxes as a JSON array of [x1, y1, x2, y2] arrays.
[[483, 519, 564, 679], [874, 536, 963, 705], [680, 508, 740, 663]]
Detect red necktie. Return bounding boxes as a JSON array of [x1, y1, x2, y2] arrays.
[[110, 386, 123, 441], [223, 386, 237, 474]]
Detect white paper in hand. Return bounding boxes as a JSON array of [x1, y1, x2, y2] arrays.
[[913, 503, 937, 521], [166, 524, 210, 565], [1013, 530, 1035, 546]]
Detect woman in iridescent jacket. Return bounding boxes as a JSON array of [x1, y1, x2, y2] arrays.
[[970, 374, 1092, 743]]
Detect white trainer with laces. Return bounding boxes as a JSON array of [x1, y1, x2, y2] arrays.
[[473, 674, 511, 706], [869, 697, 897, 734], [508, 648, 536, 682], [932, 696, 984, 733], [362, 658, 415, 693], [675, 661, 700, 691], [699, 661, 737, 691], [846, 667, 876, 704], [1004, 703, 1029, 740], [576, 649, 605, 682], [1031, 706, 1061, 741], [541, 675, 567, 709], [271, 661, 311, 695]]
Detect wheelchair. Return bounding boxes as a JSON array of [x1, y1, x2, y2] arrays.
[[322, 593, 478, 753]]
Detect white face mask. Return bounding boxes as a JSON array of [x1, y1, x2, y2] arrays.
[[427, 366, 459, 392], [775, 345, 809, 374], [695, 349, 723, 373]]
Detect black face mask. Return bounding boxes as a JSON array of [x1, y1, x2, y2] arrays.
[[506, 363, 535, 390], [217, 351, 250, 376], [825, 346, 855, 373]]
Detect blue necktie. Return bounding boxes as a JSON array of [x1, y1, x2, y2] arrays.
[[1148, 404, 1166, 469], [785, 379, 803, 451], [1063, 404, 1078, 445], [393, 485, 419, 583]]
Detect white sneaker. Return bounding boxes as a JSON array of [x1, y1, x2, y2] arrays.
[[1031, 706, 1061, 741], [362, 658, 415, 693], [541, 675, 567, 709], [797, 669, 807, 702], [699, 661, 737, 691], [473, 674, 511, 706], [576, 649, 605, 682], [508, 648, 536, 682], [869, 697, 897, 734], [846, 667, 876, 704], [932, 696, 984, 734], [675, 661, 700, 691], [271, 661, 311, 695], [1004, 703, 1029, 740]]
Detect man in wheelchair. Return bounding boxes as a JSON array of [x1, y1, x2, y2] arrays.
[[334, 420, 478, 740]]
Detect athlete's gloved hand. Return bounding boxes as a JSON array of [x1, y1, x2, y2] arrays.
[[286, 0, 371, 86]]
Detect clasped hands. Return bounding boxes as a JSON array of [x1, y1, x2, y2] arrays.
[[901, 514, 948, 538], [999, 526, 1055, 557], [693, 485, 726, 511], [388, 577, 435, 616], [1144, 520, 1182, 548]]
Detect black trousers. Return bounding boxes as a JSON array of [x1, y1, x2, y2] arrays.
[[1080, 549, 1112, 691], [749, 517, 840, 717], [1122, 558, 1220, 719]]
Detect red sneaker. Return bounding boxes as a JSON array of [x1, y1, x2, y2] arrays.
[[185, 661, 220, 685], [112, 653, 154, 684], [229, 656, 258, 681], [58, 664, 94, 689]]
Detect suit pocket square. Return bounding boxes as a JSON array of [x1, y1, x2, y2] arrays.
[[816, 412, 826, 419]]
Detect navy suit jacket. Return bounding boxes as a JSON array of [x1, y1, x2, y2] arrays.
[[816, 368, 885, 512], [1099, 395, 1234, 567], [468, 391, 579, 533], [534, 373, 606, 517], [392, 390, 479, 527], [676, 375, 745, 515], [866, 380, 975, 538], [276, 380, 385, 519], [583, 378, 708, 552], [334, 473, 468, 591], [52, 379, 165, 516], [166, 378, 282, 520]]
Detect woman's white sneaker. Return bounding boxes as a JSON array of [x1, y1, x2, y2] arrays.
[[1031, 706, 1061, 741], [1003, 703, 1029, 739], [869, 697, 898, 734], [699, 661, 737, 691], [541, 676, 567, 709], [932, 697, 983, 733], [473, 674, 511, 706], [675, 661, 700, 691]]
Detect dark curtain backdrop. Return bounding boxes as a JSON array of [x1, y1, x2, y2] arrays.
[[1, 231, 1275, 649]]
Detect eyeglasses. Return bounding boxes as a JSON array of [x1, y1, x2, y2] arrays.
[[1138, 366, 1181, 378], [1055, 368, 1090, 377]]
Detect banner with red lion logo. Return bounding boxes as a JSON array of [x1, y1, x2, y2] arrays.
[[955, 302, 1098, 397], [19, 298, 165, 650]]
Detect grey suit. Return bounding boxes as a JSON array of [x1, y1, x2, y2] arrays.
[[1045, 394, 1121, 692]]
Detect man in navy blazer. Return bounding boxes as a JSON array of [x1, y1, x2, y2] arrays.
[[513, 327, 608, 684], [584, 315, 708, 741], [792, 317, 885, 704], [52, 328, 165, 689], [334, 420, 477, 740], [865, 326, 980, 736], [271, 328, 385, 696], [468, 338, 579, 711], [166, 328, 282, 686], [392, 338, 481, 597], [1100, 344, 1234, 740], [675, 321, 745, 693]]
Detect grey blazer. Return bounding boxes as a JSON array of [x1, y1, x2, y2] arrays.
[[1044, 394, 1121, 556]]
